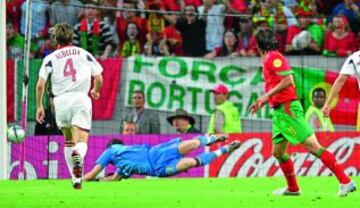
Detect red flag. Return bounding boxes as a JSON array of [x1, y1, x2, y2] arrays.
[[7, 59, 15, 122], [92, 58, 122, 120]]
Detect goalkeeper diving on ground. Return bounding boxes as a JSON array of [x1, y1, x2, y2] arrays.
[[84, 134, 241, 181]]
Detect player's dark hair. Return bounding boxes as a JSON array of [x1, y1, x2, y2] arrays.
[[106, 138, 124, 148], [255, 28, 279, 52], [313, 87, 326, 97], [219, 29, 238, 56]]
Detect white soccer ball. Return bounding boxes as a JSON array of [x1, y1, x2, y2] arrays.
[[7, 125, 26, 144]]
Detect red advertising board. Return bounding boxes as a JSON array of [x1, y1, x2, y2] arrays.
[[209, 132, 360, 177]]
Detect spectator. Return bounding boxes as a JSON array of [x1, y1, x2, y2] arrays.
[[204, 29, 239, 59], [305, 87, 335, 132], [6, 0, 24, 32], [101, 0, 120, 55], [73, 1, 114, 59], [332, 0, 360, 33], [184, 0, 202, 7], [145, 34, 173, 56], [249, 16, 285, 54], [122, 121, 137, 135], [116, 0, 147, 50], [6, 22, 38, 59], [20, 0, 49, 40], [283, 0, 298, 10], [306, 0, 327, 26], [236, 16, 258, 56], [38, 38, 55, 58], [147, 1, 166, 33], [144, 31, 162, 56], [164, 3, 207, 57], [323, 15, 357, 57], [285, 8, 323, 55], [49, 0, 83, 26], [121, 22, 142, 57], [255, 0, 297, 35], [19, 0, 51, 57], [207, 84, 242, 134], [158, 38, 173, 56], [167, 109, 201, 134], [223, 0, 248, 30], [198, 0, 228, 52], [161, 0, 181, 11], [163, 25, 184, 56], [248, 0, 260, 14], [122, 90, 160, 134], [317, 0, 342, 16], [227, 0, 247, 13]]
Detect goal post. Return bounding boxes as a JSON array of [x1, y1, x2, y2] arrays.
[[0, 0, 8, 180]]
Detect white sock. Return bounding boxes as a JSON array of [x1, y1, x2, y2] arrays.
[[64, 146, 76, 184], [73, 142, 87, 184], [214, 149, 223, 157], [74, 142, 88, 159]]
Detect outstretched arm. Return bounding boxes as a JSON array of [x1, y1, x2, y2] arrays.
[[83, 164, 103, 181], [84, 164, 123, 182], [322, 74, 349, 117], [99, 173, 122, 181]]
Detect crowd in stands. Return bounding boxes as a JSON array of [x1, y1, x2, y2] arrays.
[[6, 0, 360, 60]]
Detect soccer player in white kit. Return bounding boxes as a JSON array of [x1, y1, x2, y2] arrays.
[[36, 23, 103, 189], [323, 51, 360, 116], [322, 51, 359, 195]]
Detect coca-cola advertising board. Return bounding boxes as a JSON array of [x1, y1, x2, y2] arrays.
[[209, 132, 360, 177]]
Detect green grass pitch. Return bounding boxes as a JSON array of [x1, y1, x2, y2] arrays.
[[0, 177, 358, 208]]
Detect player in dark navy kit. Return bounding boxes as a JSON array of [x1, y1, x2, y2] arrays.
[[84, 134, 241, 181]]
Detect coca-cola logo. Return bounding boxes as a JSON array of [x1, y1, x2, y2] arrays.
[[209, 133, 360, 177]]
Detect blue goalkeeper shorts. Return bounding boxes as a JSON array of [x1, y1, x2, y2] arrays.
[[149, 138, 183, 177]]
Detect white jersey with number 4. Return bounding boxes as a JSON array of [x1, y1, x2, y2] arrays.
[[340, 50, 360, 89], [39, 45, 103, 96], [38, 45, 103, 130]]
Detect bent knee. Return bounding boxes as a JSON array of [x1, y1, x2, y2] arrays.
[[177, 158, 197, 171], [184, 158, 197, 168], [303, 142, 322, 154]]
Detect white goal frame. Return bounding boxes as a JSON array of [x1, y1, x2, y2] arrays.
[[0, 0, 8, 180]]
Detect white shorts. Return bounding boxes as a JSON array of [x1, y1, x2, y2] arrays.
[[53, 92, 92, 130]]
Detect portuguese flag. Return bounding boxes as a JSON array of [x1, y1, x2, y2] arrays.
[[9, 58, 122, 122], [293, 66, 360, 125]]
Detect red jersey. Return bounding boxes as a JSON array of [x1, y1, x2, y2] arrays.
[[323, 31, 357, 57], [262, 51, 298, 108]]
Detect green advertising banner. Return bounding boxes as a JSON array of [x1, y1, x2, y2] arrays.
[[124, 56, 359, 125], [124, 56, 272, 118]]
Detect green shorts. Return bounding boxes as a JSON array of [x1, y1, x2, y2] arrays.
[[272, 100, 314, 145]]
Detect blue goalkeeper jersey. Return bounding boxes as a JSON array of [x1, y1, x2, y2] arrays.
[[95, 144, 154, 178]]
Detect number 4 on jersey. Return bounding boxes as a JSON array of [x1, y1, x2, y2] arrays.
[[64, 58, 77, 81]]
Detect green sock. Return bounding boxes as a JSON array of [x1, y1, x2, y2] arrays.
[[277, 153, 290, 163], [314, 147, 325, 158]]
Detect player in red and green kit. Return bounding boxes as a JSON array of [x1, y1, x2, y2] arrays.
[[250, 28, 356, 197]]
